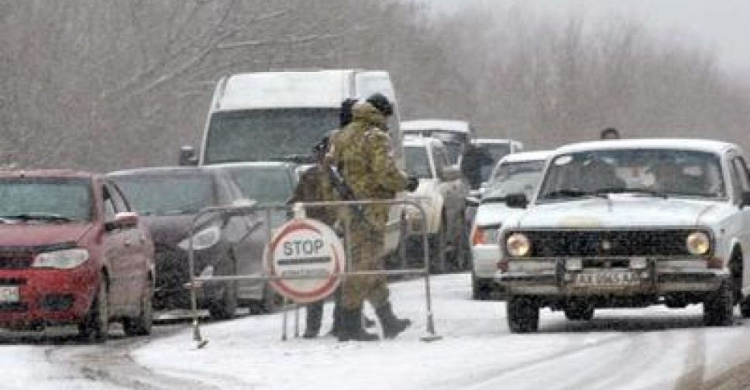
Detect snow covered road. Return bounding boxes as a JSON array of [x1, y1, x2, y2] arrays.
[[4, 274, 750, 389], [132, 273, 750, 390]]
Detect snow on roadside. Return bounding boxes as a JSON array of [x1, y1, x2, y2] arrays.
[[133, 274, 750, 389]]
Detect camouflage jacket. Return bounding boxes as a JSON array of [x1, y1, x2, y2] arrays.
[[288, 164, 339, 226], [327, 101, 408, 229]]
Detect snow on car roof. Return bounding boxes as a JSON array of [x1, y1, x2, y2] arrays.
[[207, 161, 296, 170], [217, 70, 354, 110], [473, 138, 514, 144], [403, 135, 444, 147], [401, 119, 471, 134], [554, 138, 737, 155], [500, 150, 552, 163]]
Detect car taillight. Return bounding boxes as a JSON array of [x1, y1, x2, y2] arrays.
[[471, 225, 501, 246]]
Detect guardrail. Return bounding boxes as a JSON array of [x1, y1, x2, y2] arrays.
[[184, 198, 441, 347]]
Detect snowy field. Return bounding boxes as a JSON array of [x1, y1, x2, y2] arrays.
[[132, 273, 750, 390]]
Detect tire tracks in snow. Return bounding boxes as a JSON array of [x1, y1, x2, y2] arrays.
[[43, 326, 251, 390]]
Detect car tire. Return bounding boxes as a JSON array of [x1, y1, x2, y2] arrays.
[[740, 296, 750, 318], [563, 301, 595, 321], [703, 278, 734, 326], [429, 216, 448, 274], [123, 276, 153, 336], [78, 274, 109, 342], [209, 281, 238, 320], [471, 273, 492, 301], [507, 296, 539, 333]]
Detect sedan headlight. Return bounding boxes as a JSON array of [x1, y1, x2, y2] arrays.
[[506, 233, 531, 257], [178, 225, 222, 251], [33, 248, 90, 269], [686, 231, 710, 255], [472, 225, 501, 246]]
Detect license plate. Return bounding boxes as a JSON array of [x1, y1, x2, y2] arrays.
[[0, 286, 19, 303], [574, 271, 640, 287]]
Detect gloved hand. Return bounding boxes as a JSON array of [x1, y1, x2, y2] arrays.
[[406, 177, 419, 192]]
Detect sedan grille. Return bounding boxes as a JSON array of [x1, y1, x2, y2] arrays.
[[516, 229, 704, 258]]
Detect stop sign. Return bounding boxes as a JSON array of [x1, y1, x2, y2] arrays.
[[264, 218, 345, 304]]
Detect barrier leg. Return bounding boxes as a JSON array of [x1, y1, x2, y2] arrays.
[[294, 303, 300, 338], [281, 296, 289, 341]]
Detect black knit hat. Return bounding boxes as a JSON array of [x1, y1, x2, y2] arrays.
[[366, 93, 393, 116], [340, 98, 358, 127]]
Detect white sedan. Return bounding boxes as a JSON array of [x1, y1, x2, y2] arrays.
[[497, 139, 750, 333]]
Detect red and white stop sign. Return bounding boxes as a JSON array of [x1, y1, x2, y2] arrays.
[[264, 218, 345, 304]]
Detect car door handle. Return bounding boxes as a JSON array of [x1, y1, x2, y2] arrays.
[[124, 239, 132, 247]]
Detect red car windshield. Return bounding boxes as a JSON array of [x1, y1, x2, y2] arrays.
[[0, 177, 92, 222]]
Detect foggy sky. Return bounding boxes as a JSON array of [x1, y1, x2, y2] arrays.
[[423, 0, 750, 75]]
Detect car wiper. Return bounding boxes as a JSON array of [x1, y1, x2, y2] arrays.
[[270, 154, 315, 164], [594, 187, 668, 198], [541, 189, 606, 200], [0, 213, 76, 222], [480, 196, 506, 204]]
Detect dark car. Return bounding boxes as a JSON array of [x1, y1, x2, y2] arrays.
[[107, 167, 275, 319], [0, 170, 155, 341], [211, 161, 297, 228]]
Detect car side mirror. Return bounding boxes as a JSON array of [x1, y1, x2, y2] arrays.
[[440, 166, 462, 181], [178, 145, 198, 166], [505, 193, 528, 209], [106, 212, 139, 231], [741, 191, 750, 208]]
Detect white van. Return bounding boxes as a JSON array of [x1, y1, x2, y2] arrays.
[[181, 69, 406, 257], [182, 69, 403, 166]]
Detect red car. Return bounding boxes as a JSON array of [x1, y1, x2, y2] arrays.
[[0, 170, 155, 341]]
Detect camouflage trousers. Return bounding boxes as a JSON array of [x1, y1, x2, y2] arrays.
[[341, 223, 390, 310]]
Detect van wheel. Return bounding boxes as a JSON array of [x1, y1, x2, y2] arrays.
[[79, 274, 109, 342], [507, 296, 539, 333], [123, 277, 153, 336], [704, 278, 734, 326]]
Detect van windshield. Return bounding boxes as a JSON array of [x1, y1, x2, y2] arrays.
[[204, 109, 340, 164]]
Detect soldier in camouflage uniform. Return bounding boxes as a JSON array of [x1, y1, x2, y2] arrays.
[[288, 99, 375, 339], [327, 93, 415, 341]]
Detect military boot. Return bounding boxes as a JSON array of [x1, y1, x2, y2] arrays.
[[375, 302, 411, 339], [337, 307, 379, 342]]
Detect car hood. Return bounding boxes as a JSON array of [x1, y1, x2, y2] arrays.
[[474, 202, 523, 227], [515, 196, 720, 229], [0, 223, 94, 247]]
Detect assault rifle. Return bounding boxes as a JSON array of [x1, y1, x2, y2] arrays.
[[323, 164, 373, 227]]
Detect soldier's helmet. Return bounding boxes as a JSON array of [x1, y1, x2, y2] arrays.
[[365, 93, 394, 117]]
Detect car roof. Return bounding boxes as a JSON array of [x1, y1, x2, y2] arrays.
[[0, 169, 95, 180], [500, 150, 553, 163], [554, 138, 738, 155], [401, 119, 471, 134]]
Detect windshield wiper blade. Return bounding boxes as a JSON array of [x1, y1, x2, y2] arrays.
[[0, 213, 76, 222], [595, 187, 668, 199], [541, 189, 606, 200], [481, 196, 507, 204]]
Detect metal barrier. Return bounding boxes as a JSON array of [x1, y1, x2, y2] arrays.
[[185, 198, 441, 348]]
